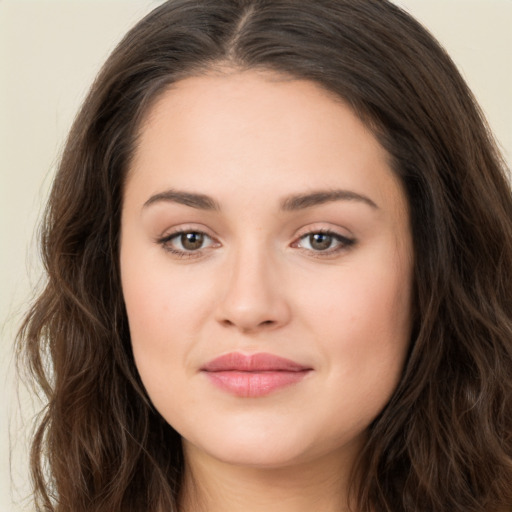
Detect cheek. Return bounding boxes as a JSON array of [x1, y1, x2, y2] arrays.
[[121, 270, 201, 416], [121, 230, 216, 338], [120, 236, 205, 386], [300, 252, 412, 341], [123, 272, 202, 335], [299, 249, 413, 396]]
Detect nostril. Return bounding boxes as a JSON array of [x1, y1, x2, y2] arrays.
[[218, 317, 277, 332]]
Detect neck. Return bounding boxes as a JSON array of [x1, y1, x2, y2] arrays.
[[179, 442, 359, 512]]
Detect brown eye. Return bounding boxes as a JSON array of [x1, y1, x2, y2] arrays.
[[181, 232, 204, 251], [158, 230, 217, 256], [308, 233, 333, 251], [295, 231, 355, 255]]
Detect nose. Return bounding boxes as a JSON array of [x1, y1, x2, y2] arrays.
[[215, 247, 291, 333]]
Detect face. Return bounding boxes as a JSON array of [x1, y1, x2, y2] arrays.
[[120, 70, 413, 470]]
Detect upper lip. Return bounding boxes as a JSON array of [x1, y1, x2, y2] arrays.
[[201, 352, 311, 372]]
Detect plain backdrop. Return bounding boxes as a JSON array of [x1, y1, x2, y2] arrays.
[[1, 1, 511, 511]]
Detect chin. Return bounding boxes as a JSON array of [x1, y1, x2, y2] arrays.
[[182, 423, 362, 471], [181, 420, 313, 466], [194, 443, 309, 469]]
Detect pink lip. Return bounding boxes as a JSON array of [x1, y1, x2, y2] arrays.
[[201, 352, 312, 397]]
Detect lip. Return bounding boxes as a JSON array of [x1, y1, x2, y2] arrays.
[[201, 352, 313, 397]]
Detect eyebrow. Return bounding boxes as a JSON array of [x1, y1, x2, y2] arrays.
[[280, 189, 378, 211], [142, 188, 378, 212], [143, 189, 220, 211]]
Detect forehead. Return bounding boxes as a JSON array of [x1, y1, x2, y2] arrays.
[[126, 70, 404, 216], [137, 70, 367, 154]]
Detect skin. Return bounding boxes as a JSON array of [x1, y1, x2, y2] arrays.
[[120, 69, 414, 512]]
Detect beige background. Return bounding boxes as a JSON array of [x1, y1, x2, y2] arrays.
[[1, 1, 511, 510]]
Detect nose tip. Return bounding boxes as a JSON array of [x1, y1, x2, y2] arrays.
[[215, 257, 291, 333]]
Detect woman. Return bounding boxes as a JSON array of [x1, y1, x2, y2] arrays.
[[18, 1, 512, 511]]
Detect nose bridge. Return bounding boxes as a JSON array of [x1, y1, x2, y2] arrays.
[[216, 236, 290, 332]]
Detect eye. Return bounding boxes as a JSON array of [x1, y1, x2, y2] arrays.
[[294, 230, 355, 255], [158, 230, 219, 257], [177, 232, 207, 251]]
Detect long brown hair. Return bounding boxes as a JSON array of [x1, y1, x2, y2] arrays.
[[17, 1, 512, 511]]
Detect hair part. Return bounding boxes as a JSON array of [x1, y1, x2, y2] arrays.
[[18, 1, 512, 511]]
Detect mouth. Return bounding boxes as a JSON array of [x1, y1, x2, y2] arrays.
[[200, 352, 313, 397]]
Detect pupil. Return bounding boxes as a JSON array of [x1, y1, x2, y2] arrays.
[[310, 233, 332, 250], [181, 232, 204, 250]]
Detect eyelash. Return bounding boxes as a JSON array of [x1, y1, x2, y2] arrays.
[[157, 228, 356, 259]]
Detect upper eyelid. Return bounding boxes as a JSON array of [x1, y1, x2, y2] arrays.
[[293, 223, 354, 239], [298, 230, 353, 241], [157, 224, 217, 240]]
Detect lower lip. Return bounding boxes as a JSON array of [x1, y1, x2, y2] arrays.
[[203, 370, 311, 397]]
